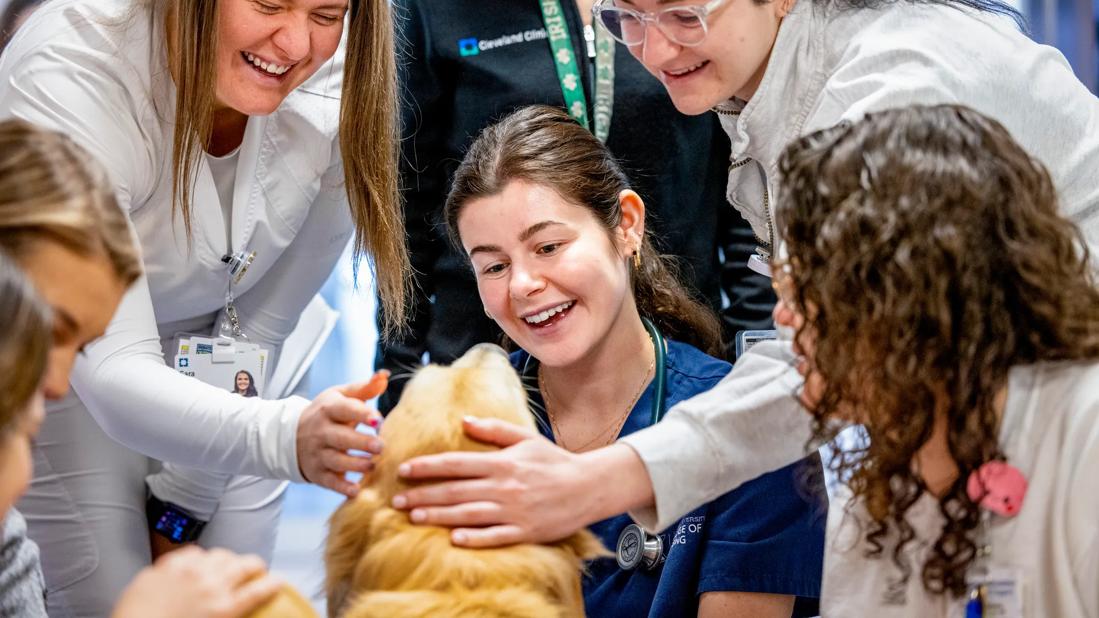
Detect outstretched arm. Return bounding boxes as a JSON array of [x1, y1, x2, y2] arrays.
[[395, 339, 815, 546], [394, 419, 653, 547]]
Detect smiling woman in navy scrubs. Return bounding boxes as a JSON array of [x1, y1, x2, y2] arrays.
[[444, 105, 825, 617]]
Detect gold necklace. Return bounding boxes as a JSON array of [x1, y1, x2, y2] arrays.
[[538, 356, 655, 453]]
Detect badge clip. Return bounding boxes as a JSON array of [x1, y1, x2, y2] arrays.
[[222, 250, 256, 285]]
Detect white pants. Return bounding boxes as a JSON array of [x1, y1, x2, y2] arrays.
[[18, 392, 285, 618]]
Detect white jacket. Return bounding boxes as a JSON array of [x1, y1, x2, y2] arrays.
[[0, 0, 353, 515], [620, 0, 1099, 532]]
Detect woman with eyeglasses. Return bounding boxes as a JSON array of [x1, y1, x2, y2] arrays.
[[392, 0, 1099, 561], [376, 0, 777, 412]]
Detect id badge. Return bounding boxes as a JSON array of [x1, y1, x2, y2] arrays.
[[174, 334, 269, 399], [956, 566, 1025, 618], [734, 329, 778, 357], [177, 335, 261, 357]]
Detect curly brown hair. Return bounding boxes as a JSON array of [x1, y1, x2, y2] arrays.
[[775, 104, 1099, 596], [444, 105, 723, 356]]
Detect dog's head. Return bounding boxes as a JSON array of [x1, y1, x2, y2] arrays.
[[370, 343, 535, 498], [325, 344, 606, 618]]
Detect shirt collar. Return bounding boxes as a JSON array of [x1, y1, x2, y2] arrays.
[[713, 0, 823, 176]]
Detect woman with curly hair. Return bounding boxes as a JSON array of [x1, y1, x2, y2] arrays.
[[771, 104, 1099, 616]]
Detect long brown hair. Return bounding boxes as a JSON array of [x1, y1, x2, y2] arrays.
[[444, 105, 723, 356], [167, 0, 409, 336], [776, 104, 1099, 596], [0, 252, 50, 432], [0, 119, 142, 286]]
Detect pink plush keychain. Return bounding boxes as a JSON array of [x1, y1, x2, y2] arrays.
[[967, 461, 1027, 517]]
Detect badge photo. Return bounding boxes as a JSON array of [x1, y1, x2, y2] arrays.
[[176, 348, 267, 399]]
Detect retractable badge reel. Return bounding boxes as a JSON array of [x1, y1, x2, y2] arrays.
[[172, 248, 269, 399], [219, 249, 256, 341]]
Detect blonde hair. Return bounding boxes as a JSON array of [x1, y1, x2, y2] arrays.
[[167, 0, 410, 337], [0, 252, 50, 432], [0, 119, 142, 285]]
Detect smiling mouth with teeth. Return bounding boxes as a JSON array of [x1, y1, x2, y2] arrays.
[[665, 61, 707, 77], [523, 301, 575, 326], [242, 51, 293, 76]]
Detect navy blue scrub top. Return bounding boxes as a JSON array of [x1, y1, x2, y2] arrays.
[[513, 340, 825, 617]]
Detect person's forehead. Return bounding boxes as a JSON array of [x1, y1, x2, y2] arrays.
[[463, 184, 587, 234]]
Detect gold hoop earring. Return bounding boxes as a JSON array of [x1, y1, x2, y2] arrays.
[[633, 250, 641, 270]]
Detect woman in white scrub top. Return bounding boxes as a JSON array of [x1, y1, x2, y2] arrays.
[[0, 0, 408, 614]]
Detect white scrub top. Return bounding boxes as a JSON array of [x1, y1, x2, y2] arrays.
[[0, 0, 355, 513]]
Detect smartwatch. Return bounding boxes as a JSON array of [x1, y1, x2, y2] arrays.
[[146, 493, 207, 544]]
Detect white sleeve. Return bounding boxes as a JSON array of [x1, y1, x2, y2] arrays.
[[148, 148, 352, 518], [617, 340, 815, 532], [69, 272, 309, 483], [808, 31, 1099, 251], [0, 23, 310, 516]]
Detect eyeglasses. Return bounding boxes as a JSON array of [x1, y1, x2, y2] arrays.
[[592, 0, 730, 47]]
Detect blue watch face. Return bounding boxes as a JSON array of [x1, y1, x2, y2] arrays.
[[154, 508, 194, 543]]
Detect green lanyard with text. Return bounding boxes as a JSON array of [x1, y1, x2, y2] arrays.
[[538, 0, 615, 142]]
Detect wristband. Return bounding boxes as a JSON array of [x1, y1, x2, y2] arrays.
[[146, 493, 207, 544]]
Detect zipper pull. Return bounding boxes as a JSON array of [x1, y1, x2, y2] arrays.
[[583, 24, 597, 58]]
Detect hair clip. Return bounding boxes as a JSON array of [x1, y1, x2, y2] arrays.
[[966, 460, 1027, 517]]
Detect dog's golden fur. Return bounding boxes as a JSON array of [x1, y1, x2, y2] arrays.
[[323, 344, 607, 618], [248, 584, 317, 618]]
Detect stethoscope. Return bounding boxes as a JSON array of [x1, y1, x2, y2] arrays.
[[522, 316, 669, 572]]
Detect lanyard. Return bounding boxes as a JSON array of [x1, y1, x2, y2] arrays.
[[538, 0, 615, 143]]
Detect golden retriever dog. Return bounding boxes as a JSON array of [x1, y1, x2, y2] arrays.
[[321, 343, 607, 618], [246, 344, 605, 618]]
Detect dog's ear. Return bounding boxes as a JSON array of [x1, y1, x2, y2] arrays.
[[560, 529, 612, 562]]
